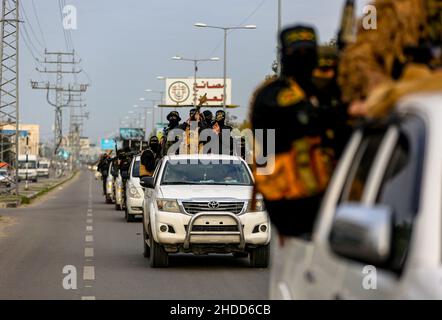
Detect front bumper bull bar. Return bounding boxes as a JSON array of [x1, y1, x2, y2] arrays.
[[183, 212, 245, 251]]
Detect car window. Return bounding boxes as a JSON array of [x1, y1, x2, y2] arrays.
[[153, 159, 163, 185], [339, 131, 385, 203], [132, 160, 140, 178], [375, 115, 426, 273], [160, 160, 253, 186]]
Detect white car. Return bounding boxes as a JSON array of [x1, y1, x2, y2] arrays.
[[125, 156, 144, 222], [141, 154, 271, 268], [270, 92, 442, 300], [105, 162, 115, 204], [114, 172, 124, 211]]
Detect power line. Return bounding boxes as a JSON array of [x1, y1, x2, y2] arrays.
[[31, 0, 48, 48], [58, 0, 71, 51], [20, 2, 45, 50]]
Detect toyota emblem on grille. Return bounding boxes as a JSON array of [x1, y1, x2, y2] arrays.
[[208, 201, 219, 209]]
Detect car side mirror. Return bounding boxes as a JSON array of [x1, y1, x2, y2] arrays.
[[140, 176, 155, 189], [329, 203, 393, 266]]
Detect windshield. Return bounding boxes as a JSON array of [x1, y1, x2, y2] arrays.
[[161, 160, 253, 186], [39, 163, 49, 169], [18, 161, 37, 169], [132, 160, 140, 178]]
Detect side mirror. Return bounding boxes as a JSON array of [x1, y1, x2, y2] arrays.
[[140, 176, 155, 189], [329, 203, 393, 266]]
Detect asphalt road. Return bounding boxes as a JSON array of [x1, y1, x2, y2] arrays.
[[0, 171, 269, 300]]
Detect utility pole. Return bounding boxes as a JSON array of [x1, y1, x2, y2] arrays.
[[65, 91, 87, 170], [31, 50, 88, 159], [0, 0, 20, 196]]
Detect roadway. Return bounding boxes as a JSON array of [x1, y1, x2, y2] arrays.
[[0, 171, 269, 300]]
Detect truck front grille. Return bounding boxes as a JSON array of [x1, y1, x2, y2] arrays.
[[182, 201, 245, 215]]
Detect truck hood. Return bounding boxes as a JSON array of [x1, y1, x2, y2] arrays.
[[159, 185, 254, 201]]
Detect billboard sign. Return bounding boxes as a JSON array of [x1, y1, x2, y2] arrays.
[[100, 138, 117, 150], [165, 78, 232, 106], [119, 128, 145, 140]]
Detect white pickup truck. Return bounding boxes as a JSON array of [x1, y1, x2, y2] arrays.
[[141, 154, 271, 268], [270, 92, 442, 300]]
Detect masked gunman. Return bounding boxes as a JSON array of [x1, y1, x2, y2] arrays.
[[178, 108, 209, 154], [160, 111, 181, 156], [338, 0, 442, 118], [249, 25, 336, 237], [202, 110, 214, 128], [212, 110, 234, 155], [97, 153, 111, 195]]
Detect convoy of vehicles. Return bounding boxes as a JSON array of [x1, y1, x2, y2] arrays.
[[102, 151, 271, 268], [270, 93, 442, 300]]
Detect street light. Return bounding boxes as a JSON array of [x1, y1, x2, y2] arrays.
[[139, 98, 160, 139], [171, 55, 220, 107], [145, 89, 165, 122], [194, 22, 256, 111]]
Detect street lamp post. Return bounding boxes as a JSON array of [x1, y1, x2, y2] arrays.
[[194, 23, 256, 112], [139, 97, 159, 138], [171, 56, 219, 107], [145, 89, 165, 123]]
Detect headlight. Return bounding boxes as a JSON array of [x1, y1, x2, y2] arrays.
[[247, 199, 266, 212], [128, 183, 142, 198], [156, 199, 181, 213]]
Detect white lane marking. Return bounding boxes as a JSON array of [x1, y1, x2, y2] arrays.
[[86, 226, 93, 232], [86, 219, 93, 224], [87, 209, 92, 213], [83, 266, 95, 280], [87, 213, 93, 217], [84, 248, 94, 257], [85, 235, 94, 242], [81, 296, 95, 300]]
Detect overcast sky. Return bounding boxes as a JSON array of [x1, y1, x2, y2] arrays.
[[18, 0, 368, 144]]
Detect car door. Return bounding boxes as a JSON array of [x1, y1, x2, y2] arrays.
[[335, 114, 426, 299], [299, 126, 389, 299], [143, 159, 163, 220]]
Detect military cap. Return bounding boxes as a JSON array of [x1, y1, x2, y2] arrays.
[[280, 25, 317, 55]]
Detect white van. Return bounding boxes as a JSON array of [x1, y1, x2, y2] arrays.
[[17, 155, 38, 182], [37, 159, 50, 178]]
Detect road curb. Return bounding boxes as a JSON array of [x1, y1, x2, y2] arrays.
[[0, 171, 79, 208]]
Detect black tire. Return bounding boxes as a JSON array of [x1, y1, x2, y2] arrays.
[[115, 202, 122, 211], [143, 223, 150, 258], [149, 226, 168, 268], [233, 252, 249, 258], [105, 195, 112, 204], [125, 208, 135, 222], [249, 244, 270, 268]]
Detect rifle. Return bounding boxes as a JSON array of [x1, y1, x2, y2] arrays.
[[337, 0, 356, 51]]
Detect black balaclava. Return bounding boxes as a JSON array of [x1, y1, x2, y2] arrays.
[[202, 110, 213, 124], [167, 111, 181, 128], [280, 25, 318, 94], [149, 136, 160, 153]]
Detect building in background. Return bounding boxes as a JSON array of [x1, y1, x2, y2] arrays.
[[1, 124, 40, 156]]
